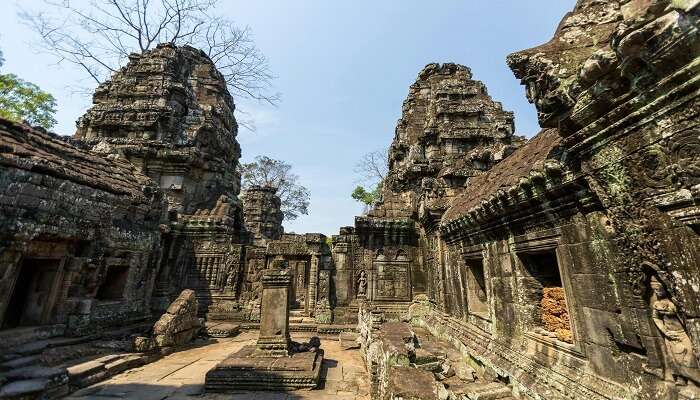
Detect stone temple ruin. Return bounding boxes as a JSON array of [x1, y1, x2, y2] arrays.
[[0, 0, 699, 399]]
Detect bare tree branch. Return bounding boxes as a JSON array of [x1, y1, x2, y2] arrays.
[[19, 0, 279, 129], [354, 148, 389, 186]]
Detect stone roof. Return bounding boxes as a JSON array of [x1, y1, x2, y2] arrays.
[[75, 43, 240, 165], [368, 63, 522, 222], [441, 128, 562, 224], [506, 0, 624, 128], [0, 118, 155, 201]]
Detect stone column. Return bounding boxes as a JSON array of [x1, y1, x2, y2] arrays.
[[306, 254, 320, 317], [315, 269, 332, 324], [332, 243, 351, 305], [253, 267, 292, 357]]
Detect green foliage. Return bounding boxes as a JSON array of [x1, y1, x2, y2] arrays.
[[0, 50, 57, 129], [351, 181, 383, 207], [239, 155, 310, 221]]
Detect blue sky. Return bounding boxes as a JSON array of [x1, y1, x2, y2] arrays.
[[0, 0, 576, 235]]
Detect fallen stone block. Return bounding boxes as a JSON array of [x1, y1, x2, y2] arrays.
[[0, 355, 40, 371], [453, 362, 477, 383], [463, 382, 513, 400], [387, 366, 439, 400], [414, 347, 442, 365], [203, 322, 241, 338]]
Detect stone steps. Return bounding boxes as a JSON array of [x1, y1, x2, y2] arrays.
[[0, 325, 66, 355], [0, 323, 158, 399]]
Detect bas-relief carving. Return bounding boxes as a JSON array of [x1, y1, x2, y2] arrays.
[[630, 129, 700, 196], [3, 2, 700, 399], [372, 250, 411, 301], [651, 275, 700, 386], [317, 270, 329, 302], [357, 270, 367, 298]]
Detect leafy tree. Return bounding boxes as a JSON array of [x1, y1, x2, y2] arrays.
[[0, 50, 57, 129], [239, 156, 310, 221], [351, 183, 382, 207], [20, 0, 279, 130]]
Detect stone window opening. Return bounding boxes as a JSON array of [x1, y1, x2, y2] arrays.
[[465, 258, 489, 318], [97, 265, 130, 301], [518, 250, 573, 344]]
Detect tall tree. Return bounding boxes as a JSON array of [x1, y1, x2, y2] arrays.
[[239, 156, 310, 221], [20, 0, 278, 129], [351, 148, 388, 209], [0, 50, 57, 129]]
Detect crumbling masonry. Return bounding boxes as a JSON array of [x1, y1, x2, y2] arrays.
[[0, 0, 699, 399]]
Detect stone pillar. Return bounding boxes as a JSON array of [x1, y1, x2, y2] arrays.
[[332, 242, 351, 305], [306, 254, 320, 317], [253, 267, 292, 357], [437, 238, 447, 311], [315, 269, 332, 324]]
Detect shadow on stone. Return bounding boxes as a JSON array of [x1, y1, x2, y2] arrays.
[[69, 382, 315, 399]]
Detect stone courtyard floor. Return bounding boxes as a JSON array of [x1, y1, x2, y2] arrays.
[[65, 331, 370, 400]]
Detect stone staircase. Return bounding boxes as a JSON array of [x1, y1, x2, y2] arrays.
[[0, 323, 158, 399], [410, 327, 515, 400]]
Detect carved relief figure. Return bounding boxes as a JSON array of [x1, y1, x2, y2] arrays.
[[318, 272, 329, 302], [225, 268, 237, 287], [357, 270, 367, 297], [650, 275, 700, 385]]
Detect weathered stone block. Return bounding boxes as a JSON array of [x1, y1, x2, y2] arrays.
[[387, 366, 439, 400]]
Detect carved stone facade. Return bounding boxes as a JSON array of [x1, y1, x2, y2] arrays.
[[332, 63, 524, 321], [340, 2, 700, 399], [241, 186, 284, 245], [74, 43, 242, 217], [0, 119, 165, 335], [430, 1, 700, 399], [1, 2, 699, 398]]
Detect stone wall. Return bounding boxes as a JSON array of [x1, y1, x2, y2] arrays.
[[433, 1, 700, 399], [0, 119, 165, 333]]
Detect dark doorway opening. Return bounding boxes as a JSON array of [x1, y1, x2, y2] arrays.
[[466, 258, 488, 316], [2, 258, 61, 329], [97, 265, 130, 300]]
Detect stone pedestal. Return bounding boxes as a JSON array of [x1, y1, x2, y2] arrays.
[[205, 266, 324, 392], [253, 269, 292, 357]]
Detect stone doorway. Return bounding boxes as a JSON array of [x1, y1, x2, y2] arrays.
[[290, 260, 309, 310], [2, 258, 62, 329]]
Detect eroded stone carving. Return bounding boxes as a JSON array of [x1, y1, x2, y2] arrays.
[[651, 275, 700, 385], [357, 270, 368, 297]]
